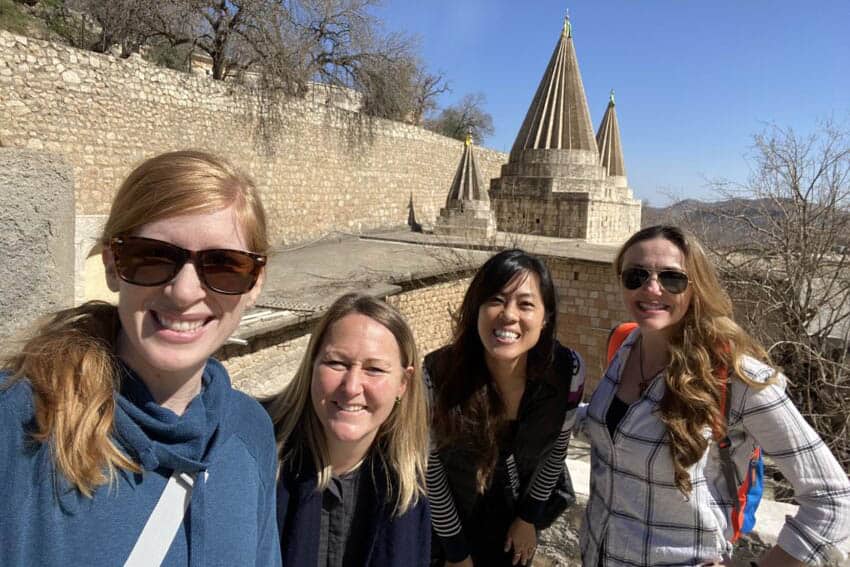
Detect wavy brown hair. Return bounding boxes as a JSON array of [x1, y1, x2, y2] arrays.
[[431, 249, 557, 493], [615, 225, 775, 494], [3, 150, 268, 496], [264, 293, 428, 516]]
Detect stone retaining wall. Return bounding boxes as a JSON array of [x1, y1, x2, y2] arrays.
[[386, 277, 471, 357], [546, 255, 628, 392], [0, 30, 507, 248]]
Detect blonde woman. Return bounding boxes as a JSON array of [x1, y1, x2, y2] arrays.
[[0, 151, 280, 567], [265, 293, 430, 566], [582, 225, 850, 566]]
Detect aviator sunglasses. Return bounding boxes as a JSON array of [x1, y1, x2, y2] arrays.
[[110, 236, 267, 295], [620, 267, 690, 294]]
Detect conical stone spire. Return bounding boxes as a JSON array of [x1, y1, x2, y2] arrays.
[[596, 89, 627, 186], [510, 15, 596, 156], [434, 134, 497, 239], [489, 14, 641, 243], [445, 133, 489, 205]]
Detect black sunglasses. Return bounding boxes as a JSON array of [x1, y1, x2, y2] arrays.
[[110, 236, 266, 295], [620, 267, 690, 294]]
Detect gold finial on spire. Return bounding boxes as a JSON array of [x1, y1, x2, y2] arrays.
[[609, 89, 615, 106], [563, 9, 571, 38]]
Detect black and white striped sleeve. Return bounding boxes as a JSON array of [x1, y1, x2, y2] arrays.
[[424, 366, 470, 562], [517, 350, 585, 524]]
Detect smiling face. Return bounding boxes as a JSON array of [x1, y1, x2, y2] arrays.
[[620, 236, 693, 337], [311, 313, 411, 456], [104, 204, 263, 386], [476, 270, 546, 370]]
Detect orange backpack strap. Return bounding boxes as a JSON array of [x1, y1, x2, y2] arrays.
[[606, 322, 639, 365]]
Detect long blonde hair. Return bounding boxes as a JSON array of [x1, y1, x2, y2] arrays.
[[615, 225, 775, 494], [3, 150, 268, 496], [265, 293, 428, 516]]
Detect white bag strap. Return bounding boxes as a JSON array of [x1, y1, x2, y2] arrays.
[[124, 471, 197, 567]]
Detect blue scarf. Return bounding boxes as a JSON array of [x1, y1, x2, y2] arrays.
[[113, 360, 230, 567]]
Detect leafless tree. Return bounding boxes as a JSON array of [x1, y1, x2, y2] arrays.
[[136, 0, 275, 80], [409, 67, 449, 125], [425, 92, 495, 143], [697, 121, 850, 472], [63, 0, 157, 56], [356, 52, 447, 122]]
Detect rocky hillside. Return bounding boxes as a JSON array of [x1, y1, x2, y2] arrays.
[[641, 197, 849, 249]]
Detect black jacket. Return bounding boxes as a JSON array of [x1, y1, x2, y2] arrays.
[[425, 342, 582, 540], [277, 450, 431, 566]]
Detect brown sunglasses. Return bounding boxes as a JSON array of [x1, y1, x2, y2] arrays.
[[110, 236, 266, 295]]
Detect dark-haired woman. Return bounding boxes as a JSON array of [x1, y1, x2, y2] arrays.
[[0, 151, 280, 566], [426, 249, 585, 567], [581, 225, 850, 566]]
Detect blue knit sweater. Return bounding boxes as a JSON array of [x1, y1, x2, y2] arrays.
[[0, 359, 281, 567]]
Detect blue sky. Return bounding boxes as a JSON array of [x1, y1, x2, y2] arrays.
[[375, 1, 850, 205]]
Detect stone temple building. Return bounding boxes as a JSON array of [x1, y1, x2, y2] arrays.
[[489, 16, 641, 243], [434, 133, 498, 239]]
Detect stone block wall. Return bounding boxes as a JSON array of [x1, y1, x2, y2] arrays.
[[586, 199, 641, 244], [0, 149, 75, 342], [226, 334, 311, 398], [544, 255, 628, 392], [0, 31, 507, 248], [386, 277, 471, 357], [492, 195, 590, 239]]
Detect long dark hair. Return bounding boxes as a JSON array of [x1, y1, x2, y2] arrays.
[[431, 249, 557, 492]]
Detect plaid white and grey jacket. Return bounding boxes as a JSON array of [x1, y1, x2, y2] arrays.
[[580, 329, 850, 566]]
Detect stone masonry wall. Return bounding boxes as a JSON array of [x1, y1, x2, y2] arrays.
[[226, 334, 311, 398], [586, 199, 641, 244], [544, 255, 629, 393], [0, 31, 507, 247], [492, 196, 590, 239], [386, 277, 471, 357]]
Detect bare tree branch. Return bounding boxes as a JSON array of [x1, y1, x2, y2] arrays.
[[701, 121, 850, 472]]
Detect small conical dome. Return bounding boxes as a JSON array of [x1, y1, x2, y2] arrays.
[[445, 134, 488, 206], [434, 134, 497, 239], [596, 90, 626, 177], [510, 16, 596, 156]]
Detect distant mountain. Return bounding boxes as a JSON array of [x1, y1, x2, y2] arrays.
[[641, 198, 790, 247]]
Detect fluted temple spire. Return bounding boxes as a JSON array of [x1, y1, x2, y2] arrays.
[[510, 15, 596, 156], [445, 135, 487, 204], [596, 89, 626, 178], [489, 12, 641, 243], [434, 137, 496, 239]]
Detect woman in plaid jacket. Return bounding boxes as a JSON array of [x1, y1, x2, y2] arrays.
[[581, 225, 850, 566]]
